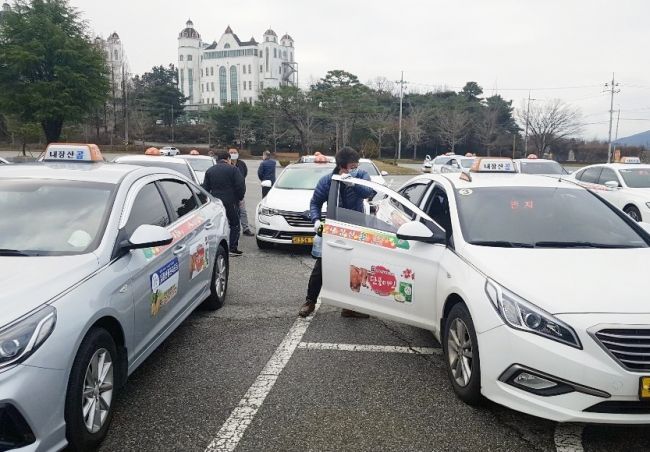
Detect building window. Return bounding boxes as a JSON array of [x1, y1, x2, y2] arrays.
[[243, 65, 246, 74], [224, 43, 230, 49], [248, 64, 252, 73], [187, 55, 193, 61], [265, 48, 269, 72], [201, 69, 204, 77], [219, 66, 227, 104], [188, 68, 194, 99], [260, 81, 264, 90], [114, 49, 118, 60], [180, 69, 185, 93], [211, 82, 215, 91], [260, 65, 263, 73], [279, 67, 281, 75], [283, 51, 287, 59], [179, 55, 184, 62], [273, 48, 277, 58], [243, 82, 246, 91], [249, 81, 252, 90], [210, 67, 214, 76], [290, 52, 293, 62], [230, 66, 238, 103]]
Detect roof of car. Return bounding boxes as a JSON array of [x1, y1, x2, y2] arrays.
[[114, 155, 189, 165], [176, 154, 214, 160], [286, 162, 335, 169], [515, 158, 558, 163], [0, 161, 151, 184], [587, 163, 650, 169], [431, 172, 583, 190]]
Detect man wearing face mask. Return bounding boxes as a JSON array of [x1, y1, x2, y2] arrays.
[[228, 148, 254, 237], [298, 147, 374, 318]]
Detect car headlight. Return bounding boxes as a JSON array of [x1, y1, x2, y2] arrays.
[[260, 206, 280, 216], [485, 279, 581, 349], [0, 306, 56, 369]]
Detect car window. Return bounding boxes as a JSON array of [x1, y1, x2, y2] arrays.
[[124, 182, 170, 236], [358, 161, 379, 176], [424, 186, 452, 237], [519, 161, 565, 175], [159, 180, 198, 220], [598, 168, 619, 186], [398, 182, 430, 208], [619, 168, 650, 188], [434, 156, 452, 165], [0, 179, 115, 255], [578, 167, 602, 184], [456, 186, 647, 248], [187, 158, 215, 172], [117, 159, 194, 180], [190, 183, 209, 205]]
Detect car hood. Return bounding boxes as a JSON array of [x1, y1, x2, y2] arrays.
[[263, 188, 313, 212], [463, 246, 650, 314], [0, 254, 99, 324]]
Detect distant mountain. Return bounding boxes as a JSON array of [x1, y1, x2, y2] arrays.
[[614, 130, 650, 147]]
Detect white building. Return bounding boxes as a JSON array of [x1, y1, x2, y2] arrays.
[[94, 32, 128, 96], [177, 20, 297, 107]]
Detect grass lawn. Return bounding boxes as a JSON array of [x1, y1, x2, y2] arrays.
[[375, 160, 420, 175]]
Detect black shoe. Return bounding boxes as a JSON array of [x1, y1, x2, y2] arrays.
[[243, 230, 255, 237], [299, 302, 316, 317], [230, 249, 243, 256]]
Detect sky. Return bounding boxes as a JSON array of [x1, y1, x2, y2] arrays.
[[70, 0, 650, 140]]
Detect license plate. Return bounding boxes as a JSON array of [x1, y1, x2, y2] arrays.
[[639, 377, 650, 399], [292, 236, 314, 245]]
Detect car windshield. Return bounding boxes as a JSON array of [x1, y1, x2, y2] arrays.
[[359, 162, 379, 176], [456, 187, 647, 248], [434, 156, 453, 165], [275, 166, 333, 190], [460, 159, 474, 169], [0, 179, 115, 255], [118, 159, 193, 180], [186, 158, 214, 172], [619, 168, 650, 188], [519, 161, 566, 175]]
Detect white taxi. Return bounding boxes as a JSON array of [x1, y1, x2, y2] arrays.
[[255, 162, 334, 248], [0, 144, 230, 450], [567, 157, 650, 221], [321, 157, 650, 423], [514, 155, 567, 175]]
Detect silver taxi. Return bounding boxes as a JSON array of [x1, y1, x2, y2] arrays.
[[0, 144, 229, 451]]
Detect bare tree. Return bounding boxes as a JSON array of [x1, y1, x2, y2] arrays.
[[518, 99, 582, 156], [405, 104, 425, 159], [366, 110, 393, 159], [435, 105, 470, 153], [477, 107, 499, 156]]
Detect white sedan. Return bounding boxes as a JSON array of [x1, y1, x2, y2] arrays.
[[567, 160, 650, 221], [320, 157, 650, 423], [359, 158, 388, 185], [159, 146, 180, 156], [514, 158, 567, 175], [176, 154, 216, 184], [255, 162, 334, 248]]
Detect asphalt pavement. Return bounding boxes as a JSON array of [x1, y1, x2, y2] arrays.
[[7, 155, 646, 451]]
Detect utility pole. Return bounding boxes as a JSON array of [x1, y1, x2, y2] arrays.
[[122, 64, 128, 146], [171, 103, 175, 142], [523, 91, 536, 155], [614, 108, 621, 142], [605, 73, 620, 163], [396, 71, 407, 160]]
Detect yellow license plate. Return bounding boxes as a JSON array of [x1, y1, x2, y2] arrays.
[[640, 377, 650, 399], [292, 236, 314, 245]]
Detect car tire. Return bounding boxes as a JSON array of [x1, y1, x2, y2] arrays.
[[203, 244, 228, 310], [442, 303, 482, 406], [65, 328, 118, 452], [624, 205, 642, 222], [256, 238, 273, 250]]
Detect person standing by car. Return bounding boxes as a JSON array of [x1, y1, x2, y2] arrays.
[[229, 148, 254, 237], [298, 147, 374, 318], [203, 151, 246, 255], [258, 150, 277, 197]]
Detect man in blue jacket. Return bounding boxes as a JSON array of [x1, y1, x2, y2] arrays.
[[257, 151, 276, 197], [299, 147, 374, 318]]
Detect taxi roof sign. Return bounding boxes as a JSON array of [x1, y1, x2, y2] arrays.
[[470, 157, 516, 173], [42, 143, 103, 162], [620, 156, 641, 164]]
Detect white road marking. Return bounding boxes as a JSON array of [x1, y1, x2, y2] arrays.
[[554, 423, 584, 452], [205, 304, 321, 452], [298, 342, 441, 355]]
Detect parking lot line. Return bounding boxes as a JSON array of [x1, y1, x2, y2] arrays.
[[205, 304, 321, 452], [298, 342, 441, 355]]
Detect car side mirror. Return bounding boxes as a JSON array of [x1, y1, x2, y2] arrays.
[[396, 221, 445, 244], [121, 224, 173, 250], [604, 181, 620, 189], [380, 170, 389, 176]]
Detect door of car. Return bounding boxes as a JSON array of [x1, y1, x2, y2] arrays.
[[320, 176, 445, 330]]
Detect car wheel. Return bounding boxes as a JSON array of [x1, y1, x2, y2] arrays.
[[203, 244, 228, 310], [443, 303, 482, 405], [624, 205, 642, 222], [256, 237, 273, 249], [65, 328, 117, 452]]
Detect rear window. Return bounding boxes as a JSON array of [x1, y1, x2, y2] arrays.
[[359, 162, 379, 176], [118, 159, 193, 180], [519, 161, 566, 175]]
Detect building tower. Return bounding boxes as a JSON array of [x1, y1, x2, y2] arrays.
[[261, 28, 280, 86], [178, 19, 202, 106], [280, 34, 297, 86]]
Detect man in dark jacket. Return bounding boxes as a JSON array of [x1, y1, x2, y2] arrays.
[[229, 148, 254, 236], [203, 151, 246, 255], [257, 151, 276, 197], [299, 147, 374, 318]]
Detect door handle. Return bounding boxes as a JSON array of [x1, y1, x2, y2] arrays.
[[173, 244, 186, 255], [204, 221, 215, 230], [326, 240, 354, 251]]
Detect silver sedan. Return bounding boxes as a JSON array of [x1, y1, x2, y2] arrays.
[[0, 148, 229, 451]]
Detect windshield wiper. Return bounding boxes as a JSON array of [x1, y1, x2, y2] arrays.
[[0, 248, 30, 256], [469, 240, 534, 248], [534, 241, 636, 249]]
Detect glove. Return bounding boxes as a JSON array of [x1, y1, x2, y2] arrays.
[[313, 220, 322, 233]]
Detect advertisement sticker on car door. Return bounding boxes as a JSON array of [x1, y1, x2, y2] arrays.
[[150, 257, 179, 316], [350, 260, 415, 303]]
